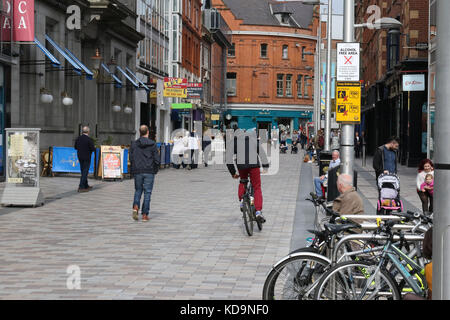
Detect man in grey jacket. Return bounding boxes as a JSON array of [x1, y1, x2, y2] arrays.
[[130, 125, 160, 222]]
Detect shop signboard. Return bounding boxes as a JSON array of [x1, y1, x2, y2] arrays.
[[100, 146, 122, 179], [336, 81, 361, 123], [1, 128, 44, 206], [402, 74, 425, 92], [187, 82, 203, 99], [163, 77, 187, 98]]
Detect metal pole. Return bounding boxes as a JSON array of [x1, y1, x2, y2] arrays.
[[314, 8, 322, 136], [427, 0, 432, 160], [433, 0, 450, 300], [340, 0, 355, 176], [324, 0, 333, 151]]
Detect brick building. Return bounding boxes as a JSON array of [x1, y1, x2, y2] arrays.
[[356, 0, 430, 167], [212, 0, 318, 135]]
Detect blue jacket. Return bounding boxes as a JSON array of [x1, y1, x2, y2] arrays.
[[130, 137, 160, 174]]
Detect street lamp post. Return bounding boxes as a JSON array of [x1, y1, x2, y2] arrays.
[[433, 0, 450, 300]]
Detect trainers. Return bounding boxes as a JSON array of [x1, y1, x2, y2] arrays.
[[132, 208, 139, 221], [255, 211, 266, 223], [142, 215, 149, 222]]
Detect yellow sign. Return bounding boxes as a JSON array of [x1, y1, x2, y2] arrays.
[[211, 114, 220, 121], [336, 81, 361, 123], [163, 87, 187, 98], [150, 90, 157, 98]]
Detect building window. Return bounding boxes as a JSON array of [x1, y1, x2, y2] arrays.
[[282, 45, 288, 59], [286, 74, 293, 97], [227, 72, 237, 96], [228, 43, 235, 57], [297, 75, 303, 98], [260, 43, 268, 58], [302, 46, 307, 60], [304, 76, 309, 98], [277, 74, 284, 97]]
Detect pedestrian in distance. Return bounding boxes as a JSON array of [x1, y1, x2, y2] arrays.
[[74, 126, 96, 193], [354, 131, 362, 159], [416, 159, 434, 214], [130, 125, 160, 222], [372, 136, 400, 180]]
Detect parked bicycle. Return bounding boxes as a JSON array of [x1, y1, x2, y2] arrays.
[[314, 212, 432, 300]]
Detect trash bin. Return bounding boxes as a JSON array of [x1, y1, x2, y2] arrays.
[[160, 143, 166, 168], [319, 150, 332, 176], [165, 143, 172, 168], [326, 165, 341, 202]]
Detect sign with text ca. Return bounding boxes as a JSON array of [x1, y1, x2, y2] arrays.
[[336, 81, 361, 123], [1, 0, 35, 42], [402, 74, 425, 92], [163, 77, 187, 98]]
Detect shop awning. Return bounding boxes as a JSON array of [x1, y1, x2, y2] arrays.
[[33, 37, 61, 67], [116, 66, 138, 89], [45, 34, 83, 75], [101, 63, 122, 88], [125, 67, 150, 92], [63, 48, 94, 80]]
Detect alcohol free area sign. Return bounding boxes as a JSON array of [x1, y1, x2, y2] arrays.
[[337, 43, 360, 82]]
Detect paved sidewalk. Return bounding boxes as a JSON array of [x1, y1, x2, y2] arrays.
[[0, 154, 304, 300]]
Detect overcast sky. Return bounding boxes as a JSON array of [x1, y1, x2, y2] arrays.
[[278, 0, 344, 39]]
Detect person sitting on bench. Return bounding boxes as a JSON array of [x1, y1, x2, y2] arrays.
[[314, 150, 341, 200]]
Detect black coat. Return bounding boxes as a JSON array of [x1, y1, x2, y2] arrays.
[[373, 145, 397, 179], [130, 137, 160, 174], [74, 134, 96, 161], [226, 135, 269, 176]]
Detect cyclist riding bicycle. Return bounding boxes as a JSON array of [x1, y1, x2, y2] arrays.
[[226, 129, 270, 224]]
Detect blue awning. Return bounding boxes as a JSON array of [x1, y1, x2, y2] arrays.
[[116, 65, 138, 89], [64, 48, 94, 80], [45, 34, 82, 75], [101, 63, 122, 88], [125, 67, 150, 92], [34, 37, 61, 67]]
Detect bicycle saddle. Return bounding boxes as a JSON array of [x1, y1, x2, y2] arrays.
[[240, 179, 249, 184], [324, 223, 361, 234]]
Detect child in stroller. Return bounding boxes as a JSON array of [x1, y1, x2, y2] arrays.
[[280, 142, 288, 154], [291, 140, 298, 154], [377, 173, 404, 215]]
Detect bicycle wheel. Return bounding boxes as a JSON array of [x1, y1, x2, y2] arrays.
[[262, 250, 330, 300], [314, 260, 401, 300], [254, 206, 263, 231], [242, 199, 253, 236]]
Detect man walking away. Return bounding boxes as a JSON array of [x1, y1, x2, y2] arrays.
[[74, 126, 96, 192], [130, 125, 160, 222], [373, 136, 400, 180]]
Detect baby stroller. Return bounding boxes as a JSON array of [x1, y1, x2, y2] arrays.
[[280, 142, 288, 154], [376, 173, 404, 215], [291, 141, 298, 154]]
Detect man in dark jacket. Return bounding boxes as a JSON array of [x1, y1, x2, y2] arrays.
[[130, 125, 160, 222], [226, 129, 270, 223], [373, 136, 400, 179], [74, 126, 96, 192]]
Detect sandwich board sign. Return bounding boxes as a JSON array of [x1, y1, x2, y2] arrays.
[[337, 43, 360, 82]]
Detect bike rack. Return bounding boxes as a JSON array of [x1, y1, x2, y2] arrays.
[[331, 234, 424, 264]]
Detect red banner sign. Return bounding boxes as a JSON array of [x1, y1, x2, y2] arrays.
[[1, 0, 35, 42]]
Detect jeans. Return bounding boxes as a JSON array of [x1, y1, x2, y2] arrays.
[[417, 190, 433, 213], [314, 176, 325, 197], [238, 168, 263, 212], [133, 173, 155, 215], [79, 159, 91, 189]]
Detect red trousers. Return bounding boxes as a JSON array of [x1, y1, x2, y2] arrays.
[[238, 167, 263, 212]]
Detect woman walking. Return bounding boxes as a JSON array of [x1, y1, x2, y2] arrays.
[[416, 159, 434, 214]]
